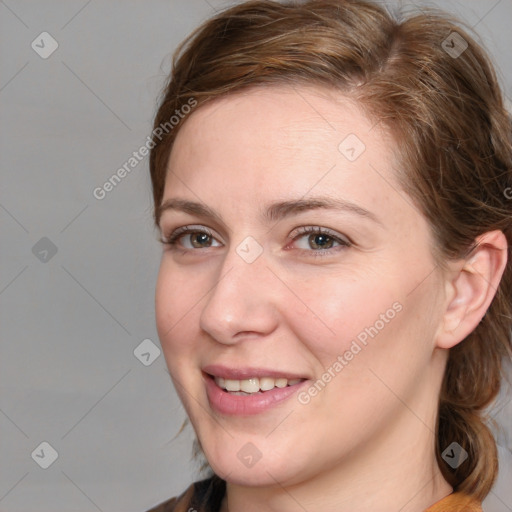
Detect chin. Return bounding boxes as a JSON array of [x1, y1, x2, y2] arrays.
[[210, 455, 299, 487], [199, 437, 308, 488]]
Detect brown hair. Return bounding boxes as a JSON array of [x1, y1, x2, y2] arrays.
[[149, 0, 512, 500]]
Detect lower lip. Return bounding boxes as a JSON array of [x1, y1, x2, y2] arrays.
[[204, 375, 307, 416]]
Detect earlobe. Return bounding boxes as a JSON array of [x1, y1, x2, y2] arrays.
[[436, 230, 508, 350]]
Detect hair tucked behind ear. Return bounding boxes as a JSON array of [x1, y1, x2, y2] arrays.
[[150, 0, 512, 499]]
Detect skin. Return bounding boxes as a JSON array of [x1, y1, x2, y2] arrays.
[[155, 85, 507, 512]]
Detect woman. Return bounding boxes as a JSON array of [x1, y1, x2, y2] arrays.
[[146, 0, 512, 510]]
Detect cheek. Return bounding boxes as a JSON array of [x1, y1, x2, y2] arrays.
[[284, 260, 439, 386], [155, 259, 201, 367], [284, 273, 403, 360], [288, 280, 435, 438]]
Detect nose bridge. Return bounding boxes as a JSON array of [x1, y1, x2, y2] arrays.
[[213, 235, 269, 299], [199, 239, 278, 341]]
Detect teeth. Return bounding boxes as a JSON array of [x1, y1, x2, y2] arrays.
[[214, 376, 303, 394], [259, 377, 275, 391], [224, 379, 240, 392], [275, 378, 288, 388], [240, 378, 260, 393]]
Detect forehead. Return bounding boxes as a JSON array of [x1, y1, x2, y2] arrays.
[[166, 85, 392, 185]]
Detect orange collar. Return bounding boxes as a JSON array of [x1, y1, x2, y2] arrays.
[[424, 492, 482, 512], [146, 479, 483, 512]]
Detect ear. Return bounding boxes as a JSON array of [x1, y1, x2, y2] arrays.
[[436, 230, 508, 350]]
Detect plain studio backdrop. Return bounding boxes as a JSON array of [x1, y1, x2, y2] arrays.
[[1, 1, 511, 511]]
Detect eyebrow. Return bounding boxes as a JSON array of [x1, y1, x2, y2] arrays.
[[157, 196, 382, 227]]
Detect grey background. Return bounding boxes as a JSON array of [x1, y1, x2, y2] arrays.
[[0, 1, 511, 511]]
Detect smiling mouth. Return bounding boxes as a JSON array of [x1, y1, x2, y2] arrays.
[[203, 371, 309, 415], [211, 375, 305, 395]]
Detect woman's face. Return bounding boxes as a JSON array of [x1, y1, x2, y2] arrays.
[[156, 86, 447, 486]]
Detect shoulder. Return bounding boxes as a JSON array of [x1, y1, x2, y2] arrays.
[[145, 475, 226, 512]]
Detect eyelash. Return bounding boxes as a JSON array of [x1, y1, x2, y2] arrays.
[[160, 225, 351, 258]]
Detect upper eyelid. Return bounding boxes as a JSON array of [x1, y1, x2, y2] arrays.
[[163, 224, 218, 243], [161, 223, 222, 239]]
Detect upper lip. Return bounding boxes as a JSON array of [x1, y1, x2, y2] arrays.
[[202, 364, 308, 381]]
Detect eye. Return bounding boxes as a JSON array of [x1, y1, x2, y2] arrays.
[[290, 226, 351, 256], [160, 224, 351, 256], [160, 225, 222, 250]]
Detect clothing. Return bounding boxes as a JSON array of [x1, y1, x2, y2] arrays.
[[146, 475, 482, 512]]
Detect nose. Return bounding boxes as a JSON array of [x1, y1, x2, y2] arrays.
[[199, 243, 279, 345]]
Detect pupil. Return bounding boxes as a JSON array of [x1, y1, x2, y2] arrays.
[[310, 233, 332, 249], [192, 233, 211, 247]]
